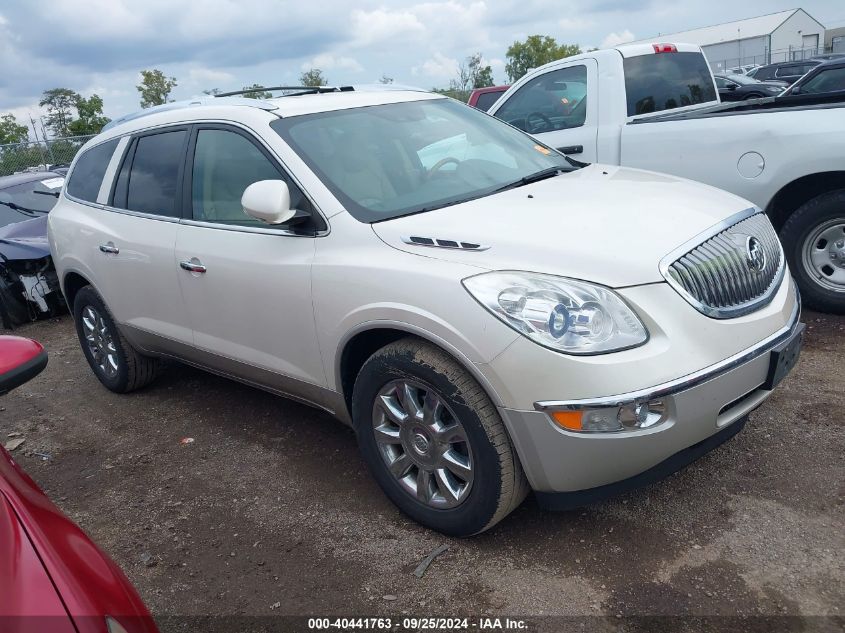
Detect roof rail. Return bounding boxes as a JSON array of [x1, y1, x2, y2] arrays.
[[214, 85, 355, 97], [101, 96, 279, 132]]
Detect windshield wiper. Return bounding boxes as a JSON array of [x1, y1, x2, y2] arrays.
[[492, 166, 570, 194], [0, 199, 47, 217]]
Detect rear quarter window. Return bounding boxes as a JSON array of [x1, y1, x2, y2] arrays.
[[474, 91, 505, 111], [623, 52, 717, 116], [66, 139, 119, 203]]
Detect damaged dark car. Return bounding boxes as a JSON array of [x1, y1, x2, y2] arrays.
[[0, 172, 65, 329]]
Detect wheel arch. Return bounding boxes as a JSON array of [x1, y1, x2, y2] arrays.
[[62, 270, 92, 310], [766, 171, 845, 232], [336, 322, 506, 421]]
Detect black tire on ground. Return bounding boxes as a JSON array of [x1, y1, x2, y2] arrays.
[[352, 338, 529, 536], [72, 285, 159, 392], [780, 189, 845, 315], [743, 92, 764, 99]]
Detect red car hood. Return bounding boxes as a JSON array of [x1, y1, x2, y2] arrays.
[[0, 447, 157, 633], [0, 492, 75, 632]]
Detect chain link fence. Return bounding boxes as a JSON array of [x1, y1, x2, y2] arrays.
[[0, 134, 96, 177]]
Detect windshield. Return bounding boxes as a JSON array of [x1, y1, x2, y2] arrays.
[[0, 176, 63, 229], [271, 98, 571, 222]]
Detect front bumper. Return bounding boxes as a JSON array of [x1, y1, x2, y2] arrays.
[[498, 296, 802, 498]]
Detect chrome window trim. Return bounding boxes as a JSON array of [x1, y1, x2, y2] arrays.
[[96, 136, 130, 205], [535, 291, 800, 412], [658, 208, 786, 319], [180, 218, 329, 237]]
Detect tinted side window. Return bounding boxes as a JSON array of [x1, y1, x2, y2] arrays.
[[495, 65, 587, 133], [623, 52, 717, 116], [125, 130, 187, 217], [801, 67, 845, 93], [474, 91, 504, 111], [66, 139, 119, 202], [753, 67, 774, 80]]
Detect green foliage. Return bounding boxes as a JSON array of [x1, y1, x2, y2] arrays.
[[431, 87, 470, 103], [68, 94, 110, 136], [242, 84, 273, 99], [300, 68, 327, 87], [203, 88, 222, 96], [137, 69, 178, 108], [39, 88, 80, 137], [505, 35, 581, 82], [379, 75, 394, 84], [0, 114, 29, 145], [467, 53, 494, 89]]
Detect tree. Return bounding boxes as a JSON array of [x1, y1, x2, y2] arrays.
[[68, 94, 110, 136], [39, 88, 80, 137], [203, 88, 222, 96], [299, 68, 327, 87], [379, 74, 394, 84], [467, 53, 494, 89], [137, 69, 177, 108], [242, 84, 273, 99], [505, 35, 581, 82], [0, 114, 29, 144]]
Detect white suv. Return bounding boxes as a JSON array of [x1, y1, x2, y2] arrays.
[[48, 87, 802, 535]]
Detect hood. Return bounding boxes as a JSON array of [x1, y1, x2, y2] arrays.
[[371, 164, 753, 287], [0, 216, 51, 262]]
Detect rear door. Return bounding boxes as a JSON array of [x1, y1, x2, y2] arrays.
[[174, 124, 327, 397], [489, 60, 599, 162], [93, 127, 193, 347]]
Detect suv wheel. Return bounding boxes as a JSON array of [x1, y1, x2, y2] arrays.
[[352, 338, 529, 536], [73, 286, 159, 392], [781, 190, 845, 314]]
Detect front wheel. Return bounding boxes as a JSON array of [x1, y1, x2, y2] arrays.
[[780, 190, 845, 314], [352, 338, 529, 536]]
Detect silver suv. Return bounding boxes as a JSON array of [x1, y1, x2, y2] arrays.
[[49, 87, 802, 535]]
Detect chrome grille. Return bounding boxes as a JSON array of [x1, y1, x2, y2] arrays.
[[661, 211, 785, 319]]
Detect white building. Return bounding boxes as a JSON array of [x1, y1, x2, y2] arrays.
[[625, 9, 826, 72]]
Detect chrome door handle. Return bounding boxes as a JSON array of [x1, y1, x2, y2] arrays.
[[99, 243, 119, 254], [179, 260, 207, 273]]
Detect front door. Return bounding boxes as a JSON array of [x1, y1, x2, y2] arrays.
[[174, 125, 327, 397], [489, 59, 599, 162]]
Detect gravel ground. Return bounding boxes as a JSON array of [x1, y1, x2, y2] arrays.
[[2, 312, 843, 632]]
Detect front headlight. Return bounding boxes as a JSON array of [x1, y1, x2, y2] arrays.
[[462, 271, 648, 354]]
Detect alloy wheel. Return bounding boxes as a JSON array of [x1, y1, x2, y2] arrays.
[[372, 379, 474, 509], [81, 305, 120, 378]]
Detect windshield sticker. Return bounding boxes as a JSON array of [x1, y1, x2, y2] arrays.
[[534, 145, 551, 155], [40, 177, 65, 189]]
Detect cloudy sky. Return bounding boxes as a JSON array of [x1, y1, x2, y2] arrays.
[[1, 0, 842, 131]]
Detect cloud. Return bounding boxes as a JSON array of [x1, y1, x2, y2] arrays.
[[412, 52, 458, 79], [558, 17, 594, 31], [601, 29, 636, 47], [351, 8, 425, 46], [301, 54, 363, 73]]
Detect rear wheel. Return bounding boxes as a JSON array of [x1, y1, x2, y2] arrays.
[[73, 286, 159, 392], [780, 190, 845, 314], [352, 338, 529, 536]]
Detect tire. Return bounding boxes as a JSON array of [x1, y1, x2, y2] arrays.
[[743, 92, 764, 100], [73, 286, 159, 392], [780, 190, 845, 314], [352, 338, 529, 536]]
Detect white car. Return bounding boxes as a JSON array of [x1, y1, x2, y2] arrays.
[[48, 87, 802, 535]]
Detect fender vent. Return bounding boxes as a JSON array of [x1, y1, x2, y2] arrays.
[[402, 236, 490, 251]]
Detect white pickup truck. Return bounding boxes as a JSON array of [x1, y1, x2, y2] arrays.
[[488, 42, 845, 313]]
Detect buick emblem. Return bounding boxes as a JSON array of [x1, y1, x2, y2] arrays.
[[746, 236, 766, 273]]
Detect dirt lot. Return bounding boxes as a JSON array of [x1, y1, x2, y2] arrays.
[[2, 312, 843, 631]]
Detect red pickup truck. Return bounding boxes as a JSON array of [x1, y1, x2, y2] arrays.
[[467, 85, 509, 111]]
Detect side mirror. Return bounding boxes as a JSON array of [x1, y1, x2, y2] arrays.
[[790, 85, 801, 95], [241, 180, 296, 225], [726, 83, 737, 90]]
